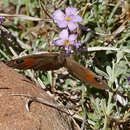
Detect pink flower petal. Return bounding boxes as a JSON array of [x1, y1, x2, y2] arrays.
[[69, 34, 77, 41], [72, 15, 83, 22], [59, 29, 69, 40], [69, 41, 75, 45], [68, 22, 78, 31], [65, 7, 77, 15], [57, 20, 67, 28], [52, 9, 65, 21], [75, 42, 81, 48], [54, 39, 64, 46]]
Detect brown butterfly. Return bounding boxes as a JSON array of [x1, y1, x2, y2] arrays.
[[5, 52, 110, 91]]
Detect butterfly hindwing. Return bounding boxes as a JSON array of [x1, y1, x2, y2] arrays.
[[65, 57, 109, 90]]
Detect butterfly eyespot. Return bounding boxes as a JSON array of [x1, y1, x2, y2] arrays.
[[15, 59, 24, 64]]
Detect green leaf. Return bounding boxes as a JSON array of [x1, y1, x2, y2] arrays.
[[116, 51, 124, 63], [95, 67, 108, 78], [106, 66, 112, 78], [47, 71, 52, 85]]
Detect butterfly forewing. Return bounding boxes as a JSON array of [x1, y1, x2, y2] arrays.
[[5, 52, 65, 71]]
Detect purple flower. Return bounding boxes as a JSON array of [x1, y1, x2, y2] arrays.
[[52, 29, 81, 51], [128, 77, 130, 84], [52, 7, 82, 31], [0, 16, 5, 24]]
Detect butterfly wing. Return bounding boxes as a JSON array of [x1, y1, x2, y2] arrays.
[[5, 52, 65, 71], [65, 57, 110, 90], [5, 52, 109, 90]]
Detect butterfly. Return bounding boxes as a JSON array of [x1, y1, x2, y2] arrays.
[[5, 52, 110, 91]]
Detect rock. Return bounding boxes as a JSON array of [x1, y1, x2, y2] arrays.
[[0, 62, 80, 130]]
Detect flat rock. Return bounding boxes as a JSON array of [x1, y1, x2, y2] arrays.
[[0, 62, 80, 130]]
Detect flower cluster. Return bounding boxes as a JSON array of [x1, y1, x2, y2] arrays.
[[0, 16, 5, 24], [52, 7, 82, 53]]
